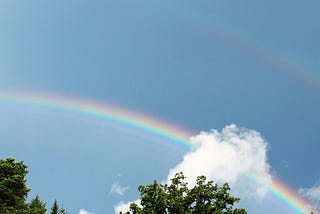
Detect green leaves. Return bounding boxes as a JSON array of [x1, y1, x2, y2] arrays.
[[138, 181, 167, 214], [122, 172, 247, 214]]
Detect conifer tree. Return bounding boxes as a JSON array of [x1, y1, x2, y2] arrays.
[[28, 195, 47, 214], [50, 200, 59, 214], [0, 158, 30, 213], [59, 205, 67, 214], [0, 157, 68, 214]]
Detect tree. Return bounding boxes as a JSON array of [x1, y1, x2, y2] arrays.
[[50, 200, 67, 214], [0, 157, 67, 214], [59, 206, 67, 214], [28, 195, 47, 214], [120, 172, 247, 214], [51, 200, 59, 214], [0, 157, 30, 213]]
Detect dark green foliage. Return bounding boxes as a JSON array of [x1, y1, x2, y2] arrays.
[[0, 157, 67, 214], [0, 157, 30, 213], [59, 206, 67, 214], [120, 172, 247, 214], [50, 200, 67, 214], [28, 195, 47, 214], [51, 200, 59, 214]]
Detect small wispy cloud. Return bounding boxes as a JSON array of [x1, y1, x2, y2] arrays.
[[110, 182, 129, 196], [78, 209, 95, 214]]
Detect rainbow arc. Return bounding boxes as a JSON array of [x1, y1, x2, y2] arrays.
[[0, 92, 316, 214]]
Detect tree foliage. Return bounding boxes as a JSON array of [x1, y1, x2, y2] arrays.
[[50, 199, 67, 214], [120, 172, 247, 214], [51, 200, 59, 214], [28, 195, 47, 214], [0, 157, 67, 214], [59, 206, 67, 214], [0, 157, 30, 213]]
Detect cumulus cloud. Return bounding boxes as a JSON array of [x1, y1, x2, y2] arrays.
[[110, 182, 129, 196], [114, 124, 273, 213], [299, 185, 320, 210], [167, 124, 271, 197], [78, 209, 95, 214]]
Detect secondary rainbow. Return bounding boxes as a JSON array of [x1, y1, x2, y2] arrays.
[[0, 92, 316, 214], [174, 10, 320, 92]]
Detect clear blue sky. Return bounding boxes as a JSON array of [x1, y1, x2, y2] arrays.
[[0, 1, 319, 213]]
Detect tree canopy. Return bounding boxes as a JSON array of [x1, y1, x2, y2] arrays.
[[50, 199, 66, 214], [120, 172, 247, 214], [28, 195, 47, 214], [0, 157, 30, 213], [0, 157, 66, 214], [50, 200, 59, 214]]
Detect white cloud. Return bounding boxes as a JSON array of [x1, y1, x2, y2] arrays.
[[78, 209, 95, 214], [114, 124, 273, 213], [114, 200, 140, 214], [110, 182, 129, 196], [299, 185, 320, 210], [167, 124, 271, 197]]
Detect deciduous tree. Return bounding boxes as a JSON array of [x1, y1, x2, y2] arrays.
[[120, 172, 247, 214]]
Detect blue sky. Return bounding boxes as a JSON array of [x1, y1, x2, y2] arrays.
[[0, 1, 320, 213]]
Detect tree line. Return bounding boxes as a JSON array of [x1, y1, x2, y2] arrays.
[[1, 157, 247, 214], [1, 157, 316, 213]]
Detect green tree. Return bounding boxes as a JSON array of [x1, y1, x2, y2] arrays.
[[120, 172, 247, 214], [0, 157, 30, 213], [51, 200, 59, 214], [0, 157, 68, 214], [59, 206, 67, 214], [50, 200, 67, 214], [28, 195, 47, 214]]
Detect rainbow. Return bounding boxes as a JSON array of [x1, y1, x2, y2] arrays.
[[0, 92, 316, 214], [245, 174, 315, 214], [0, 92, 195, 152], [174, 11, 320, 92]]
